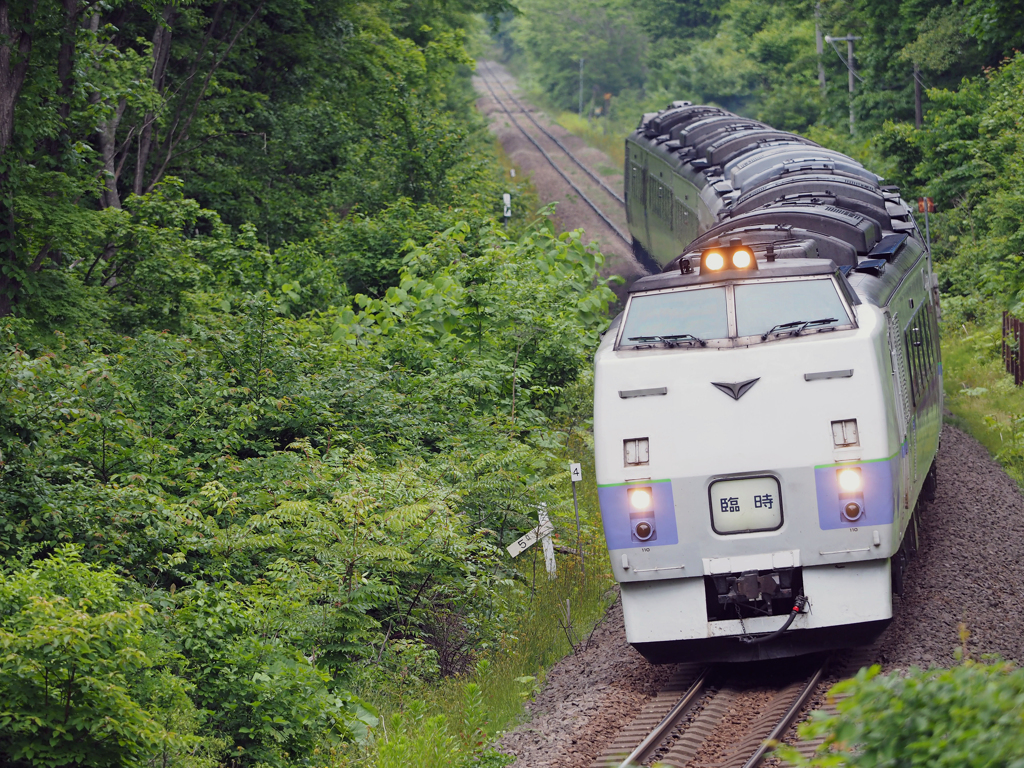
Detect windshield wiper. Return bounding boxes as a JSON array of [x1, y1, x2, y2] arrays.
[[628, 333, 707, 348], [760, 317, 839, 341]]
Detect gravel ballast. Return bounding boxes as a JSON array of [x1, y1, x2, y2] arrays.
[[496, 425, 1024, 766]]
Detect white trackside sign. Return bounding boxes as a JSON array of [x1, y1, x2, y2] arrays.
[[570, 462, 583, 482], [507, 520, 554, 557]]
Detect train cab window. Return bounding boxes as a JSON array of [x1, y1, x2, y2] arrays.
[[617, 277, 857, 350], [734, 279, 852, 339], [619, 286, 729, 346]]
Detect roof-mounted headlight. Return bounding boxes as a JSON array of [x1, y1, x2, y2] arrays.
[[700, 241, 758, 273], [732, 248, 753, 269], [704, 251, 725, 271]]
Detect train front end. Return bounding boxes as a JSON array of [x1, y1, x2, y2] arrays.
[[594, 249, 898, 662]]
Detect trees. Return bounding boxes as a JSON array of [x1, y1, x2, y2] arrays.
[[510, 0, 647, 112], [499, 0, 1023, 136], [0, 547, 204, 767], [0, 204, 616, 763], [0, 0, 516, 318], [0, 0, 614, 763], [779, 660, 1024, 768]]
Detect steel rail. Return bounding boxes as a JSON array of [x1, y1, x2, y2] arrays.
[[616, 666, 712, 768], [476, 65, 632, 246], [742, 659, 829, 768], [483, 61, 626, 206]]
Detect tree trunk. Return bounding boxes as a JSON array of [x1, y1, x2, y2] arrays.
[[97, 97, 126, 209], [914, 63, 923, 129], [143, 1, 265, 194], [0, 1, 34, 154], [0, 0, 39, 317], [44, 0, 79, 157], [134, 4, 174, 196]]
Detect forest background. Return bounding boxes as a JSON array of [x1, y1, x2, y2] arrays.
[[4, 0, 1024, 767]]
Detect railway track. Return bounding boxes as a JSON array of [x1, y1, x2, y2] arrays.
[[475, 62, 632, 247], [590, 644, 880, 768]]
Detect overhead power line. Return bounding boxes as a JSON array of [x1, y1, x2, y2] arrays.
[[825, 34, 862, 134], [826, 37, 866, 83]]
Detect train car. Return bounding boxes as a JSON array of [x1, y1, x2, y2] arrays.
[[595, 103, 942, 662]]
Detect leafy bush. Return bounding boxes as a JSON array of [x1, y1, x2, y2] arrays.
[[0, 208, 614, 765], [778, 658, 1024, 767], [0, 547, 204, 767], [878, 54, 1024, 313]]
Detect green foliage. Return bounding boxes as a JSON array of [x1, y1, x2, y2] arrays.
[[939, 324, 1024, 487], [0, 200, 615, 764], [497, 0, 1020, 140], [372, 680, 509, 768], [777, 659, 1024, 767], [509, 0, 647, 112], [0, 546, 202, 768], [877, 54, 1024, 312], [172, 582, 376, 766]]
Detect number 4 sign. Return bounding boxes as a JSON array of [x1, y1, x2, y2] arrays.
[[569, 463, 584, 576]]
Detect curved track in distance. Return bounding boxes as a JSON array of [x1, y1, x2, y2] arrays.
[[475, 62, 632, 248], [483, 62, 625, 206]]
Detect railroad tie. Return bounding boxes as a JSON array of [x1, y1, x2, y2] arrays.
[[710, 681, 806, 768], [652, 687, 738, 768], [590, 664, 703, 768], [773, 646, 881, 767]]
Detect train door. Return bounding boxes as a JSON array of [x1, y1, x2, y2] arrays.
[[887, 310, 912, 514]]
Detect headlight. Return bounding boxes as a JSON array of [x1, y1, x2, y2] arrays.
[[629, 488, 652, 510], [837, 467, 863, 492], [704, 251, 725, 270], [732, 249, 752, 268]]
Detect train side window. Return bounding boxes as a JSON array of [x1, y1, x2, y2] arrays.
[[903, 327, 916, 405], [904, 322, 923, 406], [904, 304, 937, 407], [920, 305, 935, 372], [924, 306, 936, 370]]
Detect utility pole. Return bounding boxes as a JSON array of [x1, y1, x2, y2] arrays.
[[914, 63, 923, 128], [814, 3, 827, 96], [578, 58, 584, 116], [825, 34, 861, 135]]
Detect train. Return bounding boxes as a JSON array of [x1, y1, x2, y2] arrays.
[[594, 102, 942, 662]]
